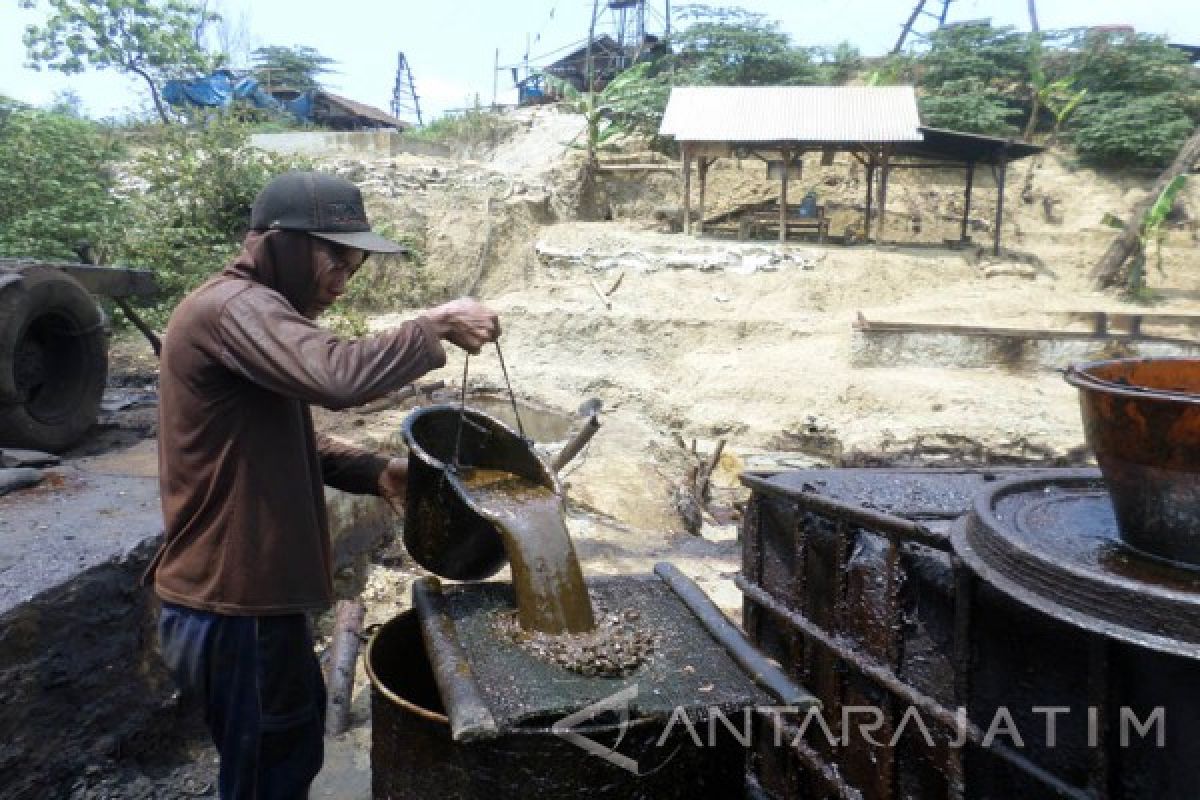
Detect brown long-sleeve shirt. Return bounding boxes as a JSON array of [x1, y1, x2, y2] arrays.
[[150, 232, 446, 614]]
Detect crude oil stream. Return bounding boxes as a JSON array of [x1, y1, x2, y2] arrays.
[[457, 467, 596, 634]]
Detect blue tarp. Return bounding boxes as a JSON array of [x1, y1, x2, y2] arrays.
[[163, 70, 313, 121]]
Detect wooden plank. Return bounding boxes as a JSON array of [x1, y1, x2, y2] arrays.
[[0, 260, 157, 298], [682, 146, 692, 235], [853, 315, 1198, 346], [684, 142, 733, 158]]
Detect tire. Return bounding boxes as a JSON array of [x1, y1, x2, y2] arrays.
[[0, 267, 109, 452]]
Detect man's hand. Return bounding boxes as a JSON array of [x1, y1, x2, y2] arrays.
[[378, 458, 408, 515], [425, 298, 501, 355]]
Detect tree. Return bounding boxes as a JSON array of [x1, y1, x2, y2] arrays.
[[670, 5, 820, 86], [600, 5, 820, 145], [1067, 28, 1193, 97], [22, 0, 218, 124], [0, 98, 124, 260], [252, 45, 335, 92], [918, 78, 1024, 135], [917, 22, 1031, 135], [1070, 93, 1194, 167]]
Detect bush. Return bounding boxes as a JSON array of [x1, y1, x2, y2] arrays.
[[920, 23, 1030, 88], [1069, 93, 1195, 167], [404, 104, 517, 152], [1066, 30, 1194, 97], [114, 115, 307, 322], [918, 79, 1024, 136], [0, 99, 124, 260]]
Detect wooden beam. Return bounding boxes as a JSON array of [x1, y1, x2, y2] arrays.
[[685, 142, 733, 158], [697, 157, 711, 235], [885, 161, 973, 170], [961, 160, 975, 242], [993, 144, 1009, 255], [864, 154, 875, 240], [681, 145, 692, 235], [876, 146, 892, 242], [779, 146, 790, 244]]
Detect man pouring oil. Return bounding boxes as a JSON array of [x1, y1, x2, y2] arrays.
[[146, 171, 500, 799]]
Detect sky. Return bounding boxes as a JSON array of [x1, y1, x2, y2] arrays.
[[1, 1, 1197, 123]]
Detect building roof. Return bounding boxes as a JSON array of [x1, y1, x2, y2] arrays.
[[659, 86, 923, 143], [318, 91, 409, 130], [896, 126, 1043, 164]]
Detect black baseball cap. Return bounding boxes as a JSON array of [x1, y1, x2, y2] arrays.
[[250, 171, 407, 254]]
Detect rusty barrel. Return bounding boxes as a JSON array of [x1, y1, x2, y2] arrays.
[[401, 404, 559, 580], [1065, 357, 1200, 566], [364, 609, 745, 800], [740, 468, 1200, 800]]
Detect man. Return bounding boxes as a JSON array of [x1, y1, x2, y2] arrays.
[[147, 171, 500, 799]]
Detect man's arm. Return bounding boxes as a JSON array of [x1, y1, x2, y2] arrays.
[[216, 290, 447, 410], [318, 433, 408, 514], [316, 432, 390, 495]]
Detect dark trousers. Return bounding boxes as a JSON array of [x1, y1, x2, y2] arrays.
[[158, 602, 326, 800]]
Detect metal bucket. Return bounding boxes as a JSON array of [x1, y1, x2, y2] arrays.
[[364, 609, 746, 800], [401, 404, 560, 581], [1065, 357, 1200, 566]]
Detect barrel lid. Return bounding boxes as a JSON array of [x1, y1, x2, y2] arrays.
[[953, 469, 1200, 660]]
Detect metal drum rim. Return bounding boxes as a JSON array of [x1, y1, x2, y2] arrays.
[[959, 470, 1200, 660]]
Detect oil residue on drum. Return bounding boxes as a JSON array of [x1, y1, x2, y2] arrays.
[[457, 468, 596, 634]]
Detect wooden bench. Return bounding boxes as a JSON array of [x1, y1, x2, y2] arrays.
[[741, 209, 829, 243]]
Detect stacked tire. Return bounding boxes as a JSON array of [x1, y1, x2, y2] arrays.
[[0, 267, 108, 452]]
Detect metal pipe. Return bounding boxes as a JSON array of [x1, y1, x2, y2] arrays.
[[114, 297, 162, 357], [551, 413, 600, 472], [739, 472, 952, 552], [411, 577, 499, 741], [736, 576, 1095, 800], [656, 562, 819, 709]]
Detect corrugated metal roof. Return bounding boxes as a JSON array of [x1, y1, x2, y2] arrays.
[[659, 86, 923, 143]]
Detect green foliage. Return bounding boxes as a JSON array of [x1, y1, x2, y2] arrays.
[[542, 63, 665, 156], [0, 99, 124, 260], [1038, 78, 1088, 135], [1067, 29, 1193, 96], [1069, 93, 1194, 167], [918, 79, 1023, 136], [813, 42, 863, 85], [865, 54, 918, 87], [22, 0, 218, 123], [114, 115, 308, 322], [252, 45, 336, 92], [917, 23, 1030, 135], [921, 23, 1030, 88], [670, 4, 820, 86], [599, 5, 822, 144], [405, 100, 517, 150]]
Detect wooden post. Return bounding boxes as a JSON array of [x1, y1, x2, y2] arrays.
[[876, 146, 892, 242], [492, 48, 499, 107], [993, 144, 1009, 256], [779, 147, 790, 244], [697, 157, 710, 235], [325, 599, 366, 736], [961, 160, 975, 242], [681, 144, 692, 235], [864, 152, 875, 240]]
